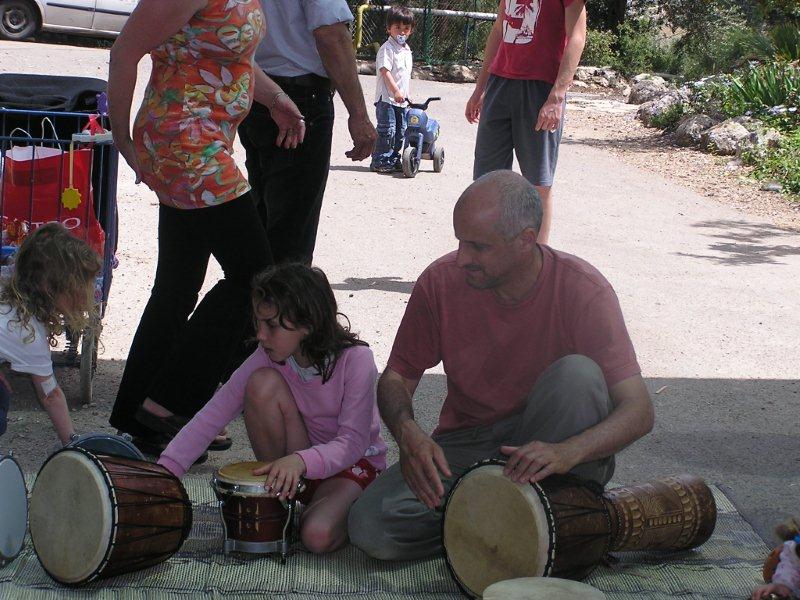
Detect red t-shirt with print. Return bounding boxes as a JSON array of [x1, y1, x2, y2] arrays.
[[489, 0, 581, 84], [387, 247, 641, 436]]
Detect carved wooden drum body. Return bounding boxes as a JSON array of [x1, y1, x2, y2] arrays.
[[442, 460, 717, 599], [211, 461, 296, 561], [29, 448, 192, 586]]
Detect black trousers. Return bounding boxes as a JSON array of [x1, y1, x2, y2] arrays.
[[110, 195, 271, 437], [238, 75, 335, 265]]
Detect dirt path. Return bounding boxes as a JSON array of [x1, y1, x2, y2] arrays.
[[1, 40, 798, 546]]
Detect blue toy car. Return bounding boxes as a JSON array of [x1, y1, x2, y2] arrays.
[[401, 97, 444, 178]]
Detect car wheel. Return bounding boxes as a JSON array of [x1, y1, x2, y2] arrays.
[[402, 146, 419, 178], [0, 0, 38, 41]]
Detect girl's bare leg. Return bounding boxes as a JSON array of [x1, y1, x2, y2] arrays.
[[244, 367, 310, 461], [300, 478, 364, 553]]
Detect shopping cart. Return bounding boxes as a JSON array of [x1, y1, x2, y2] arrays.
[[0, 102, 119, 404]]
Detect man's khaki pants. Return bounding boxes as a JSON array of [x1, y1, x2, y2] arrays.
[[348, 354, 615, 561]]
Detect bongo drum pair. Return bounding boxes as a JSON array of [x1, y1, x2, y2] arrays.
[[211, 461, 303, 562], [29, 447, 192, 586], [442, 460, 718, 598]]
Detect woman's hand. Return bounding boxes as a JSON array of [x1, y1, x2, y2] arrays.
[[114, 135, 142, 184], [751, 583, 793, 599], [252, 454, 306, 500], [269, 93, 306, 150]]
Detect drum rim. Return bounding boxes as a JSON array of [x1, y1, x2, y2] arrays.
[[30, 447, 119, 587], [213, 462, 271, 497], [441, 458, 557, 599], [0, 453, 28, 564], [65, 432, 146, 461]]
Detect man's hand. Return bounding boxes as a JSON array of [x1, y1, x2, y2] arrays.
[[399, 422, 452, 509], [535, 93, 565, 133], [269, 93, 306, 149], [500, 440, 581, 484], [345, 113, 377, 161], [465, 88, 483, 124]]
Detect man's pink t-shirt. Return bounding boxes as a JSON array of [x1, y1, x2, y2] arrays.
[[489, 0, 580, 84], [388, 247, 641, 436], [158, 344, 387, 479]]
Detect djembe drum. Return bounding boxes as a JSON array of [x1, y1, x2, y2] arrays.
[[29, 448, 192, 586], [442, 460, 717, 598]]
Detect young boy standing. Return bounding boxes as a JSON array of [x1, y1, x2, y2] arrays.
[[371, 5, 414, 173]]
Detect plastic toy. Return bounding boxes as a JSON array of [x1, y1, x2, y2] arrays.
[[401, 97, 444, 178]]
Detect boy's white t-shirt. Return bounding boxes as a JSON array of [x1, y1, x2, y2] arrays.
[[374, 36, 413, 106], [0, 303, 53, 377]]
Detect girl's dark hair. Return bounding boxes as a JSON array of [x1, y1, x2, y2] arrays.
[[386, 4, 414, 29], [251, 264, 367, 383]]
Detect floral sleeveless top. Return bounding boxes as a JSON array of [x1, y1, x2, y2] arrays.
[[132, 0, 265, 209]]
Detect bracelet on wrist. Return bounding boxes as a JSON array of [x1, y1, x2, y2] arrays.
[[269, 91, 287, 110]]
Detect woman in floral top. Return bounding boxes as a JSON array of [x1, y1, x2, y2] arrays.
[[108, 0, 305, 453]]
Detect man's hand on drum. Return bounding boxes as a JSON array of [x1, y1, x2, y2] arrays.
[[500, 440, 581, 484], [252, 454, 306, 500], [399, 422, 452, 509]]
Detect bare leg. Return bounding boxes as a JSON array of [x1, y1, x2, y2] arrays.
[[243, 367, 310, 461], [300, 478, 364, 553], [535, 184, 552, 246]]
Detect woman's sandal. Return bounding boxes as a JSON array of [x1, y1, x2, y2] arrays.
[[132, 433, 208, 466], [134, 405, 233, 452]]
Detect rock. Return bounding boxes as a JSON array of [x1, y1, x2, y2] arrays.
[[574, 66, 594, 82], [628, 79, 669, 104], [738, 127, 784, 158], [675, 113, 715, 146], [633, 73, 667, 85], [446, 63, 476, 83], [590, 75, 611, 87], [357, 60, 376, 76], [571, 80, 589, 89], [701, 118, 752, 155], [760, 180, 783, 192], [636, 91, 683, 127], [620, 84, 632, 98]]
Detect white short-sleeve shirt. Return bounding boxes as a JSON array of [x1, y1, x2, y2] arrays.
[[374, 37, 413, 106], [0, 303, 53, 377]]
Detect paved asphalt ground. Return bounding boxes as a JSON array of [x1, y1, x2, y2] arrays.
[[1, 39, 798, 548]]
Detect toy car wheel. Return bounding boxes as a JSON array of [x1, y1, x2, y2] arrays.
[[433, 146, 445, 173], [0, 0, 38, 41], [402, 146, 419, 178]]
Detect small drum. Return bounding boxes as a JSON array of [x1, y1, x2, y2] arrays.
[[211, 461, 297, 560], [29, 448, 192, 586], [443, 460, 717, 598], [0, 451, 27, 567], [66, 431, 145, 460], [483, 577, 607, 600]]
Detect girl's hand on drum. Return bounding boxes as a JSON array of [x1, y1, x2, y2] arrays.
[[253, 454, 307, 500], [751, 583, 792, 599], [500, 441, 580, 484]]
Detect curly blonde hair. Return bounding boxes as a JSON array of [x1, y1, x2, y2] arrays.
[[0, 223, 101, 345]]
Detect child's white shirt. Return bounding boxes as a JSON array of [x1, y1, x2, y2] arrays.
[[0, 303, 53, 377], [773, 540, 800, 596], [374, 37, 413, 106]]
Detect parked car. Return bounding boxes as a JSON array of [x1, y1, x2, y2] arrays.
[[0, 0, 136, 41]]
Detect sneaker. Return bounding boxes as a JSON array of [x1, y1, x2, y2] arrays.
[[374, 164, 395, 173]]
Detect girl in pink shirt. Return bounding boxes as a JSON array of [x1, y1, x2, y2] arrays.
[[158, 264, 386, 553]]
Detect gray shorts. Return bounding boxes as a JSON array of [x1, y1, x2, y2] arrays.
[[473, 75, 565, 187]]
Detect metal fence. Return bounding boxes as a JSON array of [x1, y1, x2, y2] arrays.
[[351, 1, 498, 64]]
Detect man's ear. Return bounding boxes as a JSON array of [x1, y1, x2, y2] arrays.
[[519, 226, 538, 249]]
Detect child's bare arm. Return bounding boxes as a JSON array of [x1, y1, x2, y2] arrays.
[[380, 68, 406, 103], [31, 374, 74, 446]]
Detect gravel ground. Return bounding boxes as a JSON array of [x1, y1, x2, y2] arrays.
[[2, 39, 799, 548]]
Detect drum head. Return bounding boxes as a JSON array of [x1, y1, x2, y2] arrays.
[[217, 461, 267, 484], [483, 577, 607, 600], [66, 432, 145, 461], [29, 449, 113, 584], [443, 464, 552, 598], [0, 454, 28, 564]]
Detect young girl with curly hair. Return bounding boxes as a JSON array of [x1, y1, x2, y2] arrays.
[[0, 223, 101, 444], [158, 263, 386, 553]]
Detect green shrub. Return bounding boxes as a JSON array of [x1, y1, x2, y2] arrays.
[[748, 128, 800, 197], [614, 18, 674, 76], [771, 23, 800, 60], [582, 29, 618, 67], [650, 103, 686, 130]]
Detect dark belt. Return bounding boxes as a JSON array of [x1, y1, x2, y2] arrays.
[[267, 73, 332, 92]]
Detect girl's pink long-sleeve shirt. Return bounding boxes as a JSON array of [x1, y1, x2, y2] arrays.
[[157, 344, 387, 479]]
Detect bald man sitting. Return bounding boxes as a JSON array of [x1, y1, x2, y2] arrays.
[[348, 170, 654, 561]]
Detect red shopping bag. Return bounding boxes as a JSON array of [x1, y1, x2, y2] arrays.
[[0, 143, 105, 257]]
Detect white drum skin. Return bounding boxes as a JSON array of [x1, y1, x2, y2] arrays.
[[0, 453, 28, 565], [483, 577, 607, 600]]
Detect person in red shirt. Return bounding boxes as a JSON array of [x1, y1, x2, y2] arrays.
[[348, 170, 653, 560], [466, 0, 588, 246]]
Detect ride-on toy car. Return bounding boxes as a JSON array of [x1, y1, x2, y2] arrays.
[[401, 96, 444, 178]]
